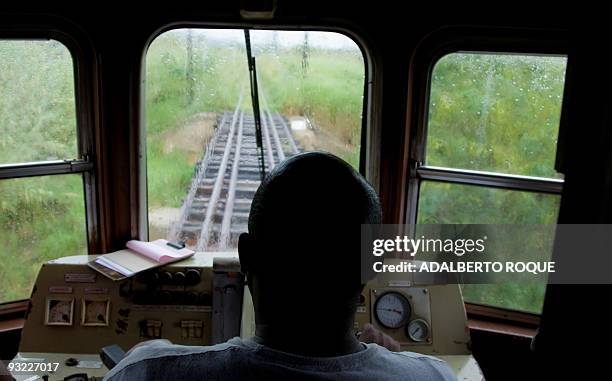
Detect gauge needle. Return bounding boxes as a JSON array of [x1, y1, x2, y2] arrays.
[[378, 308, 402, 315]]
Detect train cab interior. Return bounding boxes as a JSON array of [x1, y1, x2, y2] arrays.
[[1, 2, 611, 380]]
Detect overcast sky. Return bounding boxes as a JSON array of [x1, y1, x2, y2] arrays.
[[169, 29, 360, 51]]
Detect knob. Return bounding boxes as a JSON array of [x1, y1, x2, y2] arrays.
[[65, 357, 78, 366], [186, 269, 201, 284], [198, 292, 212, 306], [133, 291, 150, 305], [160, 271, 173, 283], [144, 271, 160, 284], [184, 291, 199, 304], [174, 271, 186, 284], [157, 291, 172, 304]]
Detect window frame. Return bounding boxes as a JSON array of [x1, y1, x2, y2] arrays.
[[0, 18, 101, 311], [406, 26, 571, 322], [139, 24, 376, 241]]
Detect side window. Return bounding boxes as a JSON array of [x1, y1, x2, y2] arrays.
[[0, 40, 88, 303], [415, 52, 567, 313], [145, 29, 366, 250]]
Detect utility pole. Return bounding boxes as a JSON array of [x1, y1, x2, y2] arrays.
[[301, 31, 310, 78], [186, 29, 195, 104]]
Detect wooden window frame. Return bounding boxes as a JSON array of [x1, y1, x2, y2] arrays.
[[404, 26, 571, 328], [138, 24, 377, 240], [0, 15, 102, 317]]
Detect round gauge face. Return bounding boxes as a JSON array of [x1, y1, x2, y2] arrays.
[[374, 292, 412, 329], [84, 300, 109, 325], [406, 319, 430, 342], [48, 300, 73, 324]]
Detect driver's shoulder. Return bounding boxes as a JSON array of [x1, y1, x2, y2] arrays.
[[368, 345, 457, 381], [103, 338, 246, 381]]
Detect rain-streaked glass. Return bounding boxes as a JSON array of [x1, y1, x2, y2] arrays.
[[417, 181, 560, 225], [0, 175, 87, 303], [417, 181, 560, 313], [0, 40, 77, 164], [145, 29, 365, 245], [426, 53, 567, 178]]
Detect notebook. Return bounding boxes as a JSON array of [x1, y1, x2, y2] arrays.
[[88, 239, 195, 281]]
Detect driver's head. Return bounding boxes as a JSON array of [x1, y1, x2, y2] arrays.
[[238, 151, 381, 328]]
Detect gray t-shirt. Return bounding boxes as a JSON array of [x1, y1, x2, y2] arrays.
[[104, 338, 456, 381]]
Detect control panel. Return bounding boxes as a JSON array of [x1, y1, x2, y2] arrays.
[[19, 252, 243, 355], [350, 258, 472, 356], [13, 255, 481, 380], [351, 283, 471, 356], [369, 288, 432, 344]]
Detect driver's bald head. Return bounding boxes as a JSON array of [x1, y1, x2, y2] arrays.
[[244, 151, 381, 294]]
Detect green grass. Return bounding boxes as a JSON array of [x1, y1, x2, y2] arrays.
[[0, 175, 86, 301], [461, 284, 546, 314], [145, 32, 250, 209], [0, 40, 86, 302], [146, 141, 195, 208], [256, 49, 365, 166], [0, 40, 76, 164], [144, 32, 365, 212]]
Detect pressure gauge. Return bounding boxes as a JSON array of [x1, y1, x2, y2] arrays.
[[45, 298, 74, 326], [406, 318, 430, 342], [374, 292, 412, 329], [82, 300, 110, 326], [49, 301, 72, 323]]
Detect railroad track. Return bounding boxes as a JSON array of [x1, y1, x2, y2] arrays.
[[171, 91, 301, 250]]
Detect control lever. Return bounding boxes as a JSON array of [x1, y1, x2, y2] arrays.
[[99, 345, 126, 370], [62, 375, 104, 381], [63, 373, 88, 381]]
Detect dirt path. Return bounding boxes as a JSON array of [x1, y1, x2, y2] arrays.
[[162, 112, 217, 165], [289, 116, 356, 163], [150, 112, 217, 240]]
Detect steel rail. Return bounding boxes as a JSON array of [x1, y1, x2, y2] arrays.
[[260, 105, 276, 170], [219, 112, 245, 249], [259, 84, 299, 156], [265, 110, 285, 162], [196, 92, 243, 251], [170, 113, 228, 241], [260, 91, 286, 162], [176, 85, 302, 249], [276, 114, 299, 155]]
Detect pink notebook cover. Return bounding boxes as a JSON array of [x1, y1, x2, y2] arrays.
[[88, 239, 194, 280]]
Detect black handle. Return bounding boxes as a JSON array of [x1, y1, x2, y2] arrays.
[[100, 344, 126, 370]]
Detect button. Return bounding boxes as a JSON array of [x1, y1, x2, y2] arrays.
[[139, 319, 163, 339], [180, 320, 203, 338]]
